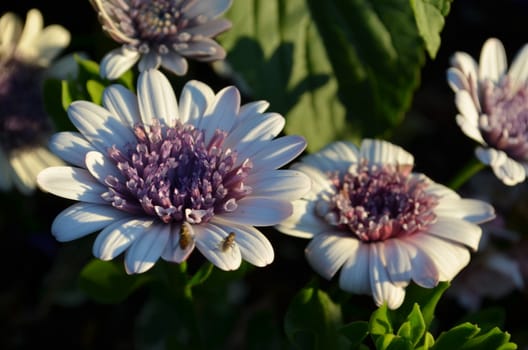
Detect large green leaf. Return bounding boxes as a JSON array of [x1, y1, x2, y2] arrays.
[[218, 0, 437, 151], [410, 0, 453, 58]]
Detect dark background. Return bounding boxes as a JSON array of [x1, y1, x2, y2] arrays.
[[1, 0, 528, 349]]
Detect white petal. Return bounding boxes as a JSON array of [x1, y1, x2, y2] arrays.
[[407, 234, 470, 281], [426, 217, 483, 251], [370, 243, 405, 309], [200, 86, 240, 143], [219, 198, 292, 226], [161, 52, 188, 76], [183, 0, 232, 18], [9, 150, 41, 194], [245, 170, 311, 200], [137, 69, 179, 127], [305, 232, 358, 280], [479, 38, 507, 83], [301, 141, 359, 173], [161, 224, 195, 263], [68, 101, 135, 152], [37, 166, 107, 203], [16, 9, 43, 54], [85, 151, 123, 185], [102, 84, 141, 128], [178, 79, 215, 125], [425, 182, 460, 200], [399, 238, 439, 288], [360, 139, 414, 166], [475, 147, 526, 185], [275, 200, 328, 239], [339, 243, 371, 295], [33, 24, 70, 66], [435, 198, 495, 224], [0, 12, 21, 55], [508, 43, 528, 90], [290, 164, 334, 198], [446, 67, 471, 93], [138, 52, 162, 71], [213, 220, 273, 267], [193, 223, 242, 271], [450, 51, 478, 80], [383, 239, 412, 288], [455, 90, 482, 125], [125, 222, 170, 274], [100, 47, 140, 80], [52, 202, 128, 242], [49, 131, 95, 167], [250, 135, 307, 172], [94, 218, 154, 260], [224, 113, 285, 160], [238, 100, 269, 121], [186, 18, 231, 37], [456, 114, 486, 144]]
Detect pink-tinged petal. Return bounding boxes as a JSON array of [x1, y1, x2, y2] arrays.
[[200, 86, 240, 143], [102, 84, 141, 128], [250, 135, 307, 172], [85, 151, 123, 185], [301, 141, 359, 173], [426, 217, 483, 251], [275, 200, 328, 239], [447, 67, 471, 93], [52, 203, 129, 242], [193, 223, 242, 271], [68, 101, 136, 152], [369, 243, 405, 309], [186, 18, 231, 37], [161, 52, 188, 76], [338, 242, 371, 294], [245, 170, 311, 200], [94, 218, 154, 260], [161, 224, 195, 263], [360, 139, 414, 166], [475, 147, 526, 185], [178, 80, 215, 126], [100, 47, 140, 80], [213, 220, 273, 267], [37, 166, 106, 203], [383, 239, 412, 288], [435, 198, 495, 224], [137, 69, 179, 127], [400, 238, 439, 288], [220, 198, 292, 226], [408, 234, 470, 281], [49, 132, 94, 167], [138, 52, 162, 71], [224, 113, 285, 158], [305, 232, 358, 280], [125, 222, 170, 274], [508, 43, 528, 90], [183, 0, 232, 19], [479, 38, 507, 83], [238, 100, 270, 121]]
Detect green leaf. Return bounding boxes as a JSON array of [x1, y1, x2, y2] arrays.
[[461, 327, 517, 350], [219, 0, 436, 151], [339, 321, 369, 348], [284, 286, 346, 349], [416, 332, 435, 350], [43, 78, 71, 132], [187, 262, 214, 288], [431, 323, 518, 350], [410, 0, 453, 58], [370, 304, 393, 336], [397, 304, 426, 346], [375, 334, 413, 350], [86, 80, 105, 105], [431, 323, 481, 349], [78, 259, 151, 304]]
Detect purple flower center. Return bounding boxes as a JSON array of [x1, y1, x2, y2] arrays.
[[481, 77, 528, 161], [319, 161, 438, 242], [104, 0, 206, 54], [103, 120, 253, 224], [0, 57, 52, 152]]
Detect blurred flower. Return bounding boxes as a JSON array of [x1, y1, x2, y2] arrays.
[[0, 9, 70, 194], [37, 69, 309, 274], [275, 139, 495, 309], [90, 0, 233, 79], [447, 38, 528, 186]]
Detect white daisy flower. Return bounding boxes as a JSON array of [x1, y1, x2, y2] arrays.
[[90, 0, 233, 79], [37, 68, 309, 274], [0, 9, 71, 194], [447, 37, 528, 186], [275, 139, 495, 309]]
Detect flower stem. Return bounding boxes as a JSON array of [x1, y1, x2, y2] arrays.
[[447, 157, 485, 191]]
